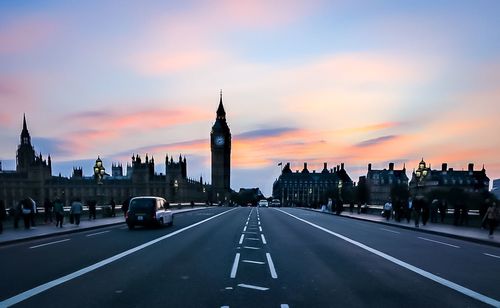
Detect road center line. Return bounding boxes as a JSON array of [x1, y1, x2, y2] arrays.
[[242, 260, 265, 265], [239, 234, 245, 245], [261, 234, 267, 245], [243, 226, 247, 232], [275, 209, 500, 307], [483, 253, 500, 259], [237, 284, 269, 291], [246, 238, 260, 241], [243, 246, 261, 250], [29, 239, 70, 249], [417, 237, 460, 248], [266, 253, 278, 279], [2, 208, 237, 307], [380, 228, 401, 234], [259, 226, 263, 232], [86, 230, 111, 237], [230, 253, 241, 278]]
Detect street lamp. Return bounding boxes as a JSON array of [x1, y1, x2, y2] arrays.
[[93, 156, 105, 184]]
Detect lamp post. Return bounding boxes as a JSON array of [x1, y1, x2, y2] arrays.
[[93, 157, 105, 184]]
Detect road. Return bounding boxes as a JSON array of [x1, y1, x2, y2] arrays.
[[0, 207, 499, 308]]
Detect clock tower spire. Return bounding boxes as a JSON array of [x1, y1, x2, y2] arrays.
[[211, 90, 231, 202]]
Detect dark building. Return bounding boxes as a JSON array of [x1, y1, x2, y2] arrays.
[[366, 163, 409, 205], [492, 179, 500, 199], [210, 91, 232, 202], [0, 115, 211, 207], [409, 159, 490, 201], [272, 162, 353, 207]]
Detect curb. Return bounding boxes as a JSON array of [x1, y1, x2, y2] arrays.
[[300, 208, 500, 248], [0, 207, 215, 246]]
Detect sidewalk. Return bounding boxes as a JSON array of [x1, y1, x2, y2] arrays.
[[309, 208, 500, 247], [0, 207, 211, 246]]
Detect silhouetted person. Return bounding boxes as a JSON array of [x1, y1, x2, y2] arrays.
[[422, 198, 429, 226], [406, 198, 413, 223], [110, 198, 116, 217], [43, 198, 53, 223], [29, 198, 36, 227], [54, 198, 64, 228], [70, 199, 83, 226], [88, 200, 97, 220], [413, 196, 423, 228], [0, 200, 6, 234], [439, 200, 447, 223], [21, 198, 32, 229], [122, 197, 131, 217], [483, 202, 498, 238], [459, 202, 469, 226], [190, 200, 195, 208], [430, 199, 438, 223], [480, 199, 489, 229], [13, 201, 22, 229]]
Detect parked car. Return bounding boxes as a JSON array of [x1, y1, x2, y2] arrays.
[[126, 196, 173, 229], [258, 200, 269, 207]]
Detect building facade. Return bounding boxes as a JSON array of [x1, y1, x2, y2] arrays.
[[492, 179, 500, 199], [0, 114, 215, 207], [272, 162, 353, 207], [409, 159, 490, 202], [210, 91, 232, 202], [366, 163, 409, 205]]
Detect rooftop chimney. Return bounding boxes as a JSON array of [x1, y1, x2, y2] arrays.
[[389, 163, 394, 171], [368, 163, 372, 171], [324, 162, 327, 170], [341, 163, 344, 170], [442, 163, 447, 172], [468, 163, 474, 172]]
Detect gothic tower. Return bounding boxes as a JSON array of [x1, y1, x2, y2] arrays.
[[211, 91, 231, 202], [16, 114, 35, 173]]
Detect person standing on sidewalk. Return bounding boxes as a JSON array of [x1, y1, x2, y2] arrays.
[[54, 198, 64, 228], [383, 199, 392, 220], [88, 200, 97, 220], [21, 198, 32, 229], [483, 202, 498, 239], [43, 198, 53, 224], [70, 199, 83, 226], [0, 200, 6, 233], [110, 198, 116, 217]]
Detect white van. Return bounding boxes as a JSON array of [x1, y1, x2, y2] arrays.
[[258, 200, 269, 207]]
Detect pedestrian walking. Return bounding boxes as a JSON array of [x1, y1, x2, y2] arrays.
[[43, 198, 53, 223], [413, 196, 423, 228], [482, 202, 498, 238], [406, 198, 413, 223], [430, 199, 439, 223], [0, 200, 6, 234], [439, 199, 447, 223], [21, 198, 32, 229], [54, 198, 64, 228], [421, 197, 429, 226], [29, 197, 37, 227], [110, 198, 116, 217], [88, 200, 97, 220], [13, 201, 22, 229], [70, 199, 83, 226], [383, 200, 392, 221], [122, 197, 131, 217]]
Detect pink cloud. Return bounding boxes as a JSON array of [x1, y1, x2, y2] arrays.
[[0, 16, 58, 54]]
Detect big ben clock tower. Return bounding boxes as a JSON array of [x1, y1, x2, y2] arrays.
[[211, 90, 231, 202]]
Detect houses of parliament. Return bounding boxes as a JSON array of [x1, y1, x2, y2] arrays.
[[0, 95, 232, 207]]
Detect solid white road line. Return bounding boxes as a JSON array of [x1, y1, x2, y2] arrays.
[[237, 284, 269, 291], [230, 253, 241, 278], [261, 234, 267, 245], [221, 306, 229, 308], [2, 208, 237, 307], [483, 253, 500, 259], [276, 209, 500, 308], [29, 239, 70, 249], [242, 260, 265, 265], [239, 234, 245, 245], [380, 228, 401, 234], [86, 230, 111, 237], [266, 253, 278, 279], [417, 237, 460, 248], [243, 246, 261, 250]]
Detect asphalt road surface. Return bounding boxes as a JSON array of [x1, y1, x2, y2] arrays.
[[1, 207, 499, 308]]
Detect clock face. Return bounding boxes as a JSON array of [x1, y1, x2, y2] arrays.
[[215, 136, 225, 146]]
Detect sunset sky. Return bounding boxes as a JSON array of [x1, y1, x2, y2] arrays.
[[1, 1, 499, 196]]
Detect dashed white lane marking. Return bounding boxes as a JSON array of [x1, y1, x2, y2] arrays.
[[2, 208, 237, 307], [243, 226, 247, 232], [281, 305, 290, 308], [258, 222, 261, 226], [266, 253, 278, 279], [246, 238, 260, 241], [86, 230, 111, 237], [243, 246, 261, 250], [417, 237, 460, 248], [259, 226, 263, 232], [230, 253, 241, 278], [119, 226, 129, 230], [221, 305, 230, 308], [380, 228, 400, 234], [239, 234, 245, 245], [483, 253, 500, 259], [276, 209, 500, 308], [237, 284, 269, 291], [242, 260, 265, 265], [261, 234, 267, 245], [29, 239, 70, 249]]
